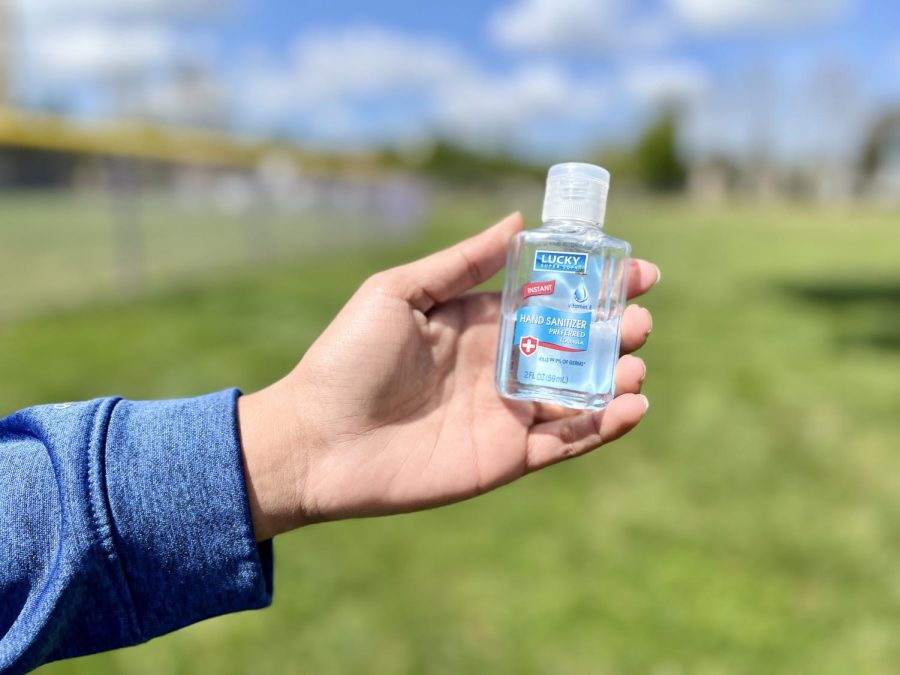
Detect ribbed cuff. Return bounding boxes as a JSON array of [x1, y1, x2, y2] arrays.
[[102, 389, 273, 640]]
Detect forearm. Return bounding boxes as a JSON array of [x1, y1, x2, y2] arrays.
[[0, 391, 273, 673]]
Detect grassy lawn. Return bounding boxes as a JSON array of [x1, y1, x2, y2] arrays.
[[2, 194, 899, 674]]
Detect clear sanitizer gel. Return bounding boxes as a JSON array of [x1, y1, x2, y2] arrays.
[[495, 162, 630, 410]]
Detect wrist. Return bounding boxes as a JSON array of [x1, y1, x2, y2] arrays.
[[237, 380, 316, 540]]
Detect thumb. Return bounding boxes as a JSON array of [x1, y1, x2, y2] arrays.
[[399, 211, 523, 312]]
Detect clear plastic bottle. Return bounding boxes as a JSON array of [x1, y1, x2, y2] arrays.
[[495, 163, 630, 410]]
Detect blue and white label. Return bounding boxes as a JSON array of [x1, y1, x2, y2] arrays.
[[514, 306, 591, 354], [533, 250, 588, 274], [511, 249, 606, 391]]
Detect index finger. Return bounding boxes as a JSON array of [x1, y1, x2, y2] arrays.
[[627, 259, 661, 300]]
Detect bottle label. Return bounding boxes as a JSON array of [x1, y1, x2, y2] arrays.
[[513, 250, 604, 391]]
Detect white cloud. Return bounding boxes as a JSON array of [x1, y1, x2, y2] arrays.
[[667, 0, 853, 32], [238, 27, 610, 153], [434, 64, 608, 149], [625, 60, 709, 104], [17, 0, 221, 84], [290, 27, 471, 105], [16, 0, 223, 119], [488, 0, 673, 52], [18, 0, 222, 24], [488, 0, 857, 53], [240, 27, 472, 118], [26, 23, 178, 82], [490, 0, 619, 50]]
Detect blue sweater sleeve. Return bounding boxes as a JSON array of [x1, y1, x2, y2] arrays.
[[0, 389, 274, 674]]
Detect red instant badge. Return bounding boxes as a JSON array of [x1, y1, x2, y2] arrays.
[[523, 280, 555, 299]]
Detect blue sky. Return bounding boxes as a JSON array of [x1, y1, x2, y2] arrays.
[[11, 0, 900, 164]]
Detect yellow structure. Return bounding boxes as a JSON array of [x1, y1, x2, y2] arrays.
[[0, 105, 380, 173]]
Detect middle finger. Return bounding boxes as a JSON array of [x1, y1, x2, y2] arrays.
[[619, 304, 653, 354]]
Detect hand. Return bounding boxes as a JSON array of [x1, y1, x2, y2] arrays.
[[238, 213, 659, 540]]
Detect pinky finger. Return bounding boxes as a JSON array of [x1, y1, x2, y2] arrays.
[[524, 393, 649, 473]]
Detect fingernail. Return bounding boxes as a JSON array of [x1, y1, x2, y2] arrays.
[[637, 357, 647, 382], [654, 265, 662, 283], [644, 308, 653, 335], [637, 394, 650, 411]]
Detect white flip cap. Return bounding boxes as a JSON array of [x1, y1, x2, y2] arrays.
[[541, 162, 610, 226]]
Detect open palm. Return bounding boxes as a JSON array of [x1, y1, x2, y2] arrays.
[[239, 213, 658, 537]]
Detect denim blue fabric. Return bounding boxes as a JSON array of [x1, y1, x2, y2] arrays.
[[0, 389, 273, 674]]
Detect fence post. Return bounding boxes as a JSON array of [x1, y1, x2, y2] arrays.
[[107, 156, 143, 294]]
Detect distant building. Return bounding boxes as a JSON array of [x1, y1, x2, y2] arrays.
[[811, 165, 856, 204], [0, 0, 10, 105], [688, 157, 736, 204]]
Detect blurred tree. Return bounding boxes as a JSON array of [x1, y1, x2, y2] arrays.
[[382, 140, 542, 187], [591, 145, 638, 188], [633, 111, 687, 191], [859, 110, 900, 178]]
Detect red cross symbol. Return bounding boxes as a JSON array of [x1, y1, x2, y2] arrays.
[[520, 336, 538, 357]]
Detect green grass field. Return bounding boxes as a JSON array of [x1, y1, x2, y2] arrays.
[[3, 193, 899, 674]]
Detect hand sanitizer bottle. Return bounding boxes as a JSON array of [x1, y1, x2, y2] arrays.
[[495, 162, 630, 410]]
